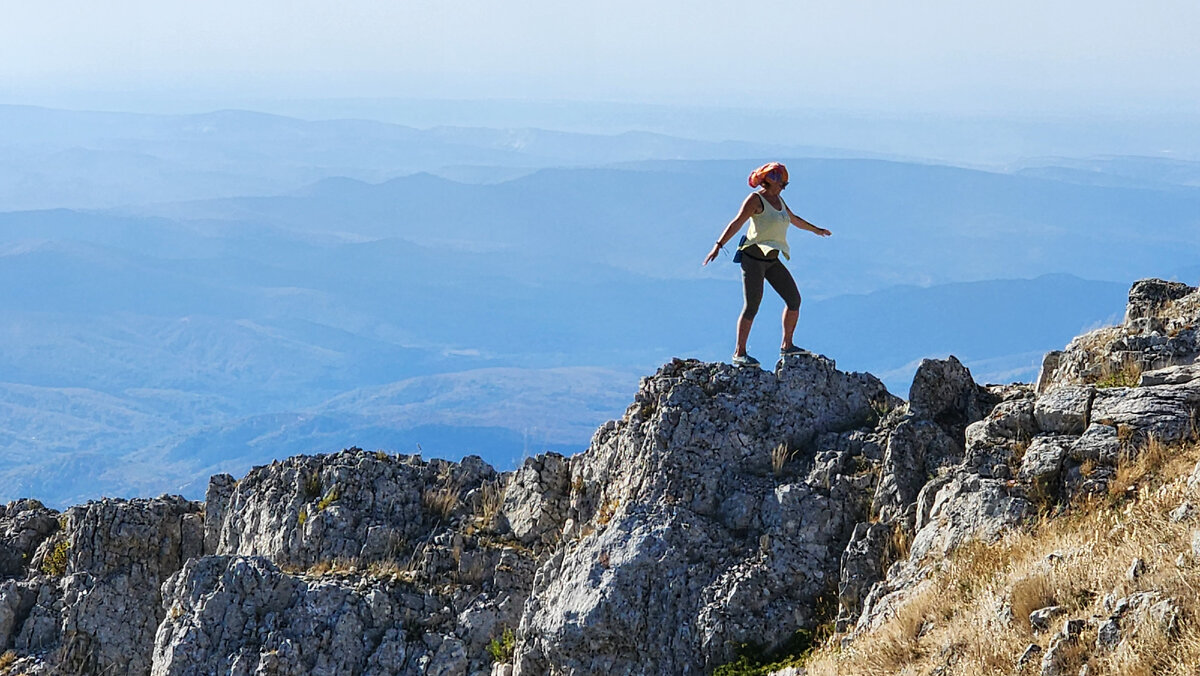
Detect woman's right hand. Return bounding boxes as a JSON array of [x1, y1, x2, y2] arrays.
[[703, 244, 721, 266]]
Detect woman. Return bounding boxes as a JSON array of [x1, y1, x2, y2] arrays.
[[702, 162, 831, 367]]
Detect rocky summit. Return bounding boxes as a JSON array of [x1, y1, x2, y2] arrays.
[[0, 278, 1196, 675]]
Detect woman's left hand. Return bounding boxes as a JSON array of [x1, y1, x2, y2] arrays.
[[815, 227, 832, 237]]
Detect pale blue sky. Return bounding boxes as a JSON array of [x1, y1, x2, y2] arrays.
[[4, 0, 1198, 114]]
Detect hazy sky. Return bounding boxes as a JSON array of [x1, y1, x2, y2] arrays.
[[4, 0, 1199, 115]]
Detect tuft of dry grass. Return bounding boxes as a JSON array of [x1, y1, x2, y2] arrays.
[[883, 521, 912, 572], [474, 478, 505, 530], [423, 483, 462, 521], [1108, 434, 1170, 503], [595, 497, 620, 526], [771, 442, 793, 476], [805, 437, 1200, 676]]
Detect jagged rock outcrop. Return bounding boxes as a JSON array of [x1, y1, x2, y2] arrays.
[[1038, 278, 1199, 393], [511, 354, 896, 674], [155, 450, 539, 676], [0, 496, 203, 675], [844, 278, 1200, 639]]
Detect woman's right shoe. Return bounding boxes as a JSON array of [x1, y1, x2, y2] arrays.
[[732, 354, 760, 367]]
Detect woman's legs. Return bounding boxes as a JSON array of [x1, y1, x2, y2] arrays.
[[764, 261, 802, 349], [738, 257, 767, 356]]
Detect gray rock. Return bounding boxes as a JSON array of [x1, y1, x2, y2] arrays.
[[873, 418, 960, 523], [908, 356, 995, 438], [1140, 363, 1200, 386], [1127, 557, 1145, 580], [512, 355, 893, 675], [1170, 501, 1195, 523], [0, 500, 59, 579], [14, 496, 204, 675], [1029, 605, 1066, 633], [1017, 643, 1043, 668], [1041, 630, 1076, 676], [1039, 280, 1199, 392], [1090, 383, 1200, 445], [153, 555, 453, 676], [503, 453, 570, 546], [1096, 618, 1121, 649], [1069, 423, 1121, 464], [1019, 436, 1071, 484], [1125, 279, 1195, 323], [835, 522, 890, 632], [207, 449, 498, 569], [1034, 386, 1094, 434]]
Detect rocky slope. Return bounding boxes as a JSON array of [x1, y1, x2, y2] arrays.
[[0, 278, 1194, 675]]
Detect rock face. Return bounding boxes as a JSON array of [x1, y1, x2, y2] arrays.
[[0, 278, 1195, 675], [0, 496, 203, 675], [511, 355, 896, 674], [1038, 279, 1199, 393], [849, 278, 1200, 636]]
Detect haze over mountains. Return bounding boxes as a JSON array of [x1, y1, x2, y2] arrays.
[[1, 104, 1197, 506]]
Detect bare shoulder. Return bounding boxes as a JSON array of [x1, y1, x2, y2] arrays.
[[742, 192, 764, 215]]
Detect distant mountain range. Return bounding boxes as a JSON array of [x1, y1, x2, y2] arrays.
[[1, 105, 1195, 506]]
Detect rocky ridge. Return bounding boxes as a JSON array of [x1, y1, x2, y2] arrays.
[[0, 278, 1192, 675]]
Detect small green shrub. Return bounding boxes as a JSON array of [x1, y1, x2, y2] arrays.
[[297, 506, 308, 526], [316, 485, 339, 512], [713, 628, 822, 676], [40, 539, 70, 576], [487, 627, 516, 663]]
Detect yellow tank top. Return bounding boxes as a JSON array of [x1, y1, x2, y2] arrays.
[[740, 192, 791, 260]]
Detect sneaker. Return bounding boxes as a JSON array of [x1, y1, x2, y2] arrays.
[[732, 353, 760, 367], [780, 344, 805, 356]]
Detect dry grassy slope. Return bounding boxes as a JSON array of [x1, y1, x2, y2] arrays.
[[804, 436, 1200, 676]]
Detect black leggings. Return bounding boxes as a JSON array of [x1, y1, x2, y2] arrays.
[[740, 251, 802, 321]]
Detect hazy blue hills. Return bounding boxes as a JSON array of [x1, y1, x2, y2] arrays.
[[0, 105, 854, 211], [0, 130, 1194, 507], [124, 158, 1200, 298]]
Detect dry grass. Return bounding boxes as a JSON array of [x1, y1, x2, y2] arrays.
[[422, 482, 462, 521], [474, 478, 505, 530], [805, 437, 1200, 676], [596, 497, 620, 526], [771, 442, 793, 476]]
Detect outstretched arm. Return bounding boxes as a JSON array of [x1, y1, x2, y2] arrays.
[[703, 194, 761, 265], [785, 205, 831, 237]]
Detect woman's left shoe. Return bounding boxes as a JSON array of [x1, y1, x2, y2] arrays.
[[780, 344, 805, 356]]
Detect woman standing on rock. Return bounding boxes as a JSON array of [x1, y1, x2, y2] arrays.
[[703, 162, 831, 366]]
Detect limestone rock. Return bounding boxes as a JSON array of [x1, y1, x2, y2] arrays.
[[19, 496, 204, 675], [1034, 386, 1094, 435], [502, 453, 570, 546], [1019, 436, 1071, 484], [835, 522, 890, 632], [511, 355, 893, 675], [908, 356, 995, 438], [1029, 605, 1066, 633], [0, 500, 59, 579], [1039, 279, 1199, 392], [1140, 363, 1200, 387], [206, 449, 499, 569]]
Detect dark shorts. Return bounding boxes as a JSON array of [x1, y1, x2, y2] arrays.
[[740, 246, 801, 319]]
